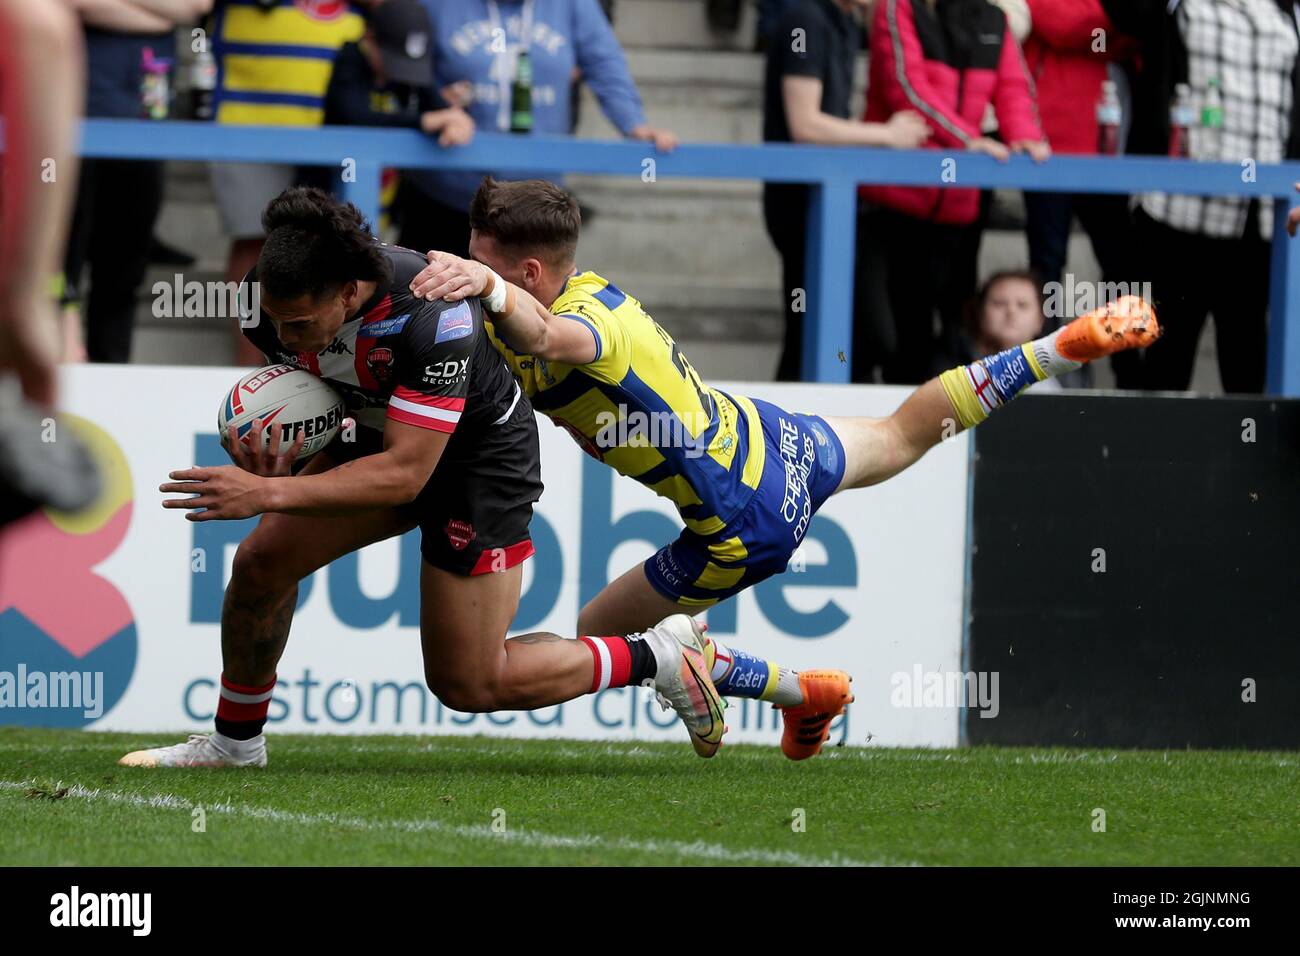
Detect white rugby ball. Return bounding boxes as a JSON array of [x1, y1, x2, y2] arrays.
[[218, 365, 346, 461]]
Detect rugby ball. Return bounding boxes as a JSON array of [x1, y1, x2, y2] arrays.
[[218, 365, 346, 461]]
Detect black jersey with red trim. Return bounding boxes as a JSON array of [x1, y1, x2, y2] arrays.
[[240, 244, 522, 446]]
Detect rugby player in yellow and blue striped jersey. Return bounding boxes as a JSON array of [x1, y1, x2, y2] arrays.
[[409, 178, 1160, 760]]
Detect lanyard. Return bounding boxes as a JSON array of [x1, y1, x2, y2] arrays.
[[486, 0, 534, 131]]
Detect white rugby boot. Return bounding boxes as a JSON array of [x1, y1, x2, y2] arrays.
[[640, 614, 728, 757], [118, 733, 267, 768]]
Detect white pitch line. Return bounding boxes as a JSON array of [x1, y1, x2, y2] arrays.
[[1, 741, 1291, 768], [0, 780, 907, 867]]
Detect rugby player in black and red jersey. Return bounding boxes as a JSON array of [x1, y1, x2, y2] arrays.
[[120, 188, 724, 767]]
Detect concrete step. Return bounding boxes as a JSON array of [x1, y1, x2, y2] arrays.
[[575, 87, 761, 145], [575, 48, 867, 144], [577, 217, 778, 281], [571, 174, 777, 278], [132, 321, 237, 367], [624, 48, 765, 91], [613, 0, 758, 51], [151, 205, 226, 275], [675, 337, 780, 381], [601, 270, 783, 337]]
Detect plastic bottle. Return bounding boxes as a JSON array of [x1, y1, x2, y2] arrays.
[[1200, 76, 1224, 159], [1096, 80, 1122, 155], [1169, 82, 1195, 158], [191, 48, 217, 121], [140, 47, 172, 120]]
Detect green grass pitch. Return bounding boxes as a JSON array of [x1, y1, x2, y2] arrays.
[[1, 728, 1296, 866]]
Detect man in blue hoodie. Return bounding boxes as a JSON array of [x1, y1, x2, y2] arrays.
[[403, 0, 676, 258]]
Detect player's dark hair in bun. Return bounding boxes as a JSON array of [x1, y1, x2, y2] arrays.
[[257, 187, 390, 300]]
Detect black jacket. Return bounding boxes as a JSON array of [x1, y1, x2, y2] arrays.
[[1100, 0, 1300, 158], [323, 42, 445, 129]]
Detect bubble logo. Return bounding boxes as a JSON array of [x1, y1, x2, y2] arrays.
[[0, 416, 137, 727]]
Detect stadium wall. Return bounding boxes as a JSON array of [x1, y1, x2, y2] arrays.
[[967, 393, 1300, 749], [0, 367, 970, 748]]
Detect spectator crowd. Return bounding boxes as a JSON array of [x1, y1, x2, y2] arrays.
[[55, 0, 1300, 395]]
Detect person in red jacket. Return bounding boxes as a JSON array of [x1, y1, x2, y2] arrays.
[[1022, 0, 1140, 387], [856, 0, 1049, 384]]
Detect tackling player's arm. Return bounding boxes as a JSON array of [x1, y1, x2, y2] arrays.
[[410, 251, 598, 365]]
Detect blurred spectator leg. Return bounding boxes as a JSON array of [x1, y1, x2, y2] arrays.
[[1024, 191, 1072, 300], [211, 162, 295, 366], [707, 0, 743, 32], [1207, 202, 1268, 395], [1134, 208, 1207, 392], [1074, 192, 1142, 389], [879, 210, 943, 385], [851, 204, 896, 383], [150, 235, 195, 267], [82, 159, 165, 364], [227, 239, 266, 366], [396, 180, 472, 260], [62, 160, 97, 359], [936, 192, 989, 372], [1025, 191, 1090, 388], [763, 183, 807, 381], [773, 247, 805, 382]]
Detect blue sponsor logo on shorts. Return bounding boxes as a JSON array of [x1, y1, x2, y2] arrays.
[[809, 420, 839, 475], [434, 303, 474, 343], [361, 313, 411, 337]]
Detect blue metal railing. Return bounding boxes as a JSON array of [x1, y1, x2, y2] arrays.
[[81, 119, 1300, 395]]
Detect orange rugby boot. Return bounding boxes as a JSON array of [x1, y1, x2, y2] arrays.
[[1054, 295, 1161, 363], [779, 670, 853, 761]]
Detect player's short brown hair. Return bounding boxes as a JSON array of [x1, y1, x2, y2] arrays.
[[468, 176, 581, 266]]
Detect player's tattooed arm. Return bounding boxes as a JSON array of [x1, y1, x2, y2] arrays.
[[506, 633, 570, 645]]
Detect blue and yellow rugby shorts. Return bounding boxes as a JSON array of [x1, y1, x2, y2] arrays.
[[643, 398, 847, 608]]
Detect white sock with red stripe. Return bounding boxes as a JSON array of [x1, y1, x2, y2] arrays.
[[579, 636, 657, 693], [214, 674, 275, 742]]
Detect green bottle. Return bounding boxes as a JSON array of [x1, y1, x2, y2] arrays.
[[1200, 76, 1224, 158], [510, 51, 533, 134]]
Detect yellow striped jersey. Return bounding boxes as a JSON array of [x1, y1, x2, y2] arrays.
[[212, 0, 364, 126], [488, 272, 766, 537]]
